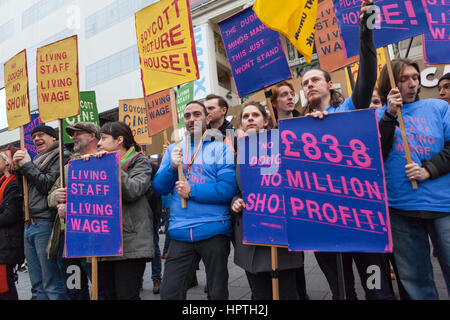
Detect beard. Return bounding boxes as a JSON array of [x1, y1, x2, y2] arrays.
[[73, 139, 89, 153]]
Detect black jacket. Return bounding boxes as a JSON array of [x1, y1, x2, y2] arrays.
[[0, 178, 25, 266]]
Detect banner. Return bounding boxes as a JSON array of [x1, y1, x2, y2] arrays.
[[253, 0, 318, 63], [145, 89, 173, 136], [23, 113, 43, 160], [62, 91, 99, 144], [238, 130, 287, 246], [218, 7, 292, 97], [119, 98, 152, 144], [176, 82, 193, 129], [135, 0, 199, 96], [279, 109, 391, 252], [423, 0, 450, 65], [193, 24, 212, 100], [333, 0, 430, 58], [65, 152, 122, 258], [4, 50, 30, 130], [315, 0, 359, 72], [36, 35, 80, 123]]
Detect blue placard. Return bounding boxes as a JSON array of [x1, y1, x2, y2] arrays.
[[279, 109, 391, 252], [333, 0, 430, 58], [23, 114, 43, 161], [423, 0, 450, 65], [65, 152, 123, 258], [218, 7, 292, 97], [238, 130, 287, 246]]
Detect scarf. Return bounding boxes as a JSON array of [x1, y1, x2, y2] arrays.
[[32, 141, 60, 172], [0, 174, 16, 204]]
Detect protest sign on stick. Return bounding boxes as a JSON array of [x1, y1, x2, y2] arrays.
[[119, 98, 152, 145], [145, 89, 173, 136], [422, 0, 450, 65]]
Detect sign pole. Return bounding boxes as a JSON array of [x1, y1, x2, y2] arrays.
[[270, 246, 280, 300], [383, 47, 418, 189], [169, 88, 187, 208], [336, 252, 347, 300], [91, 257, 98, 300], [264, 90, 277, 127], [20, 126, 30, 223]]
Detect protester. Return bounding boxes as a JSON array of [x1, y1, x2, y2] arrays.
[[154, 100, 239, 300], [161, 193, 172, 259], [13, 125, 70, 300], [0, 147, 24, 300], [231, 101, 305, 300], [271, 81, 300, 122], [377, 58, 450, 299], [205, 94, 234, 137], [84, 121, 154, 300], [438, 72, 450, 104], [47, 122, 101, 300], [370, 88, 383, 109]]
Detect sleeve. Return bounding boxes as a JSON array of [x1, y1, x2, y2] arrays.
[[0, 182, 23, 227], [17, 157, 61, 195], [47, 176, 61, 208], [153, 144, 179, 196], [121, 156, 152, 203], [351, 8, 377, 109], [378, 109, 399, 159]]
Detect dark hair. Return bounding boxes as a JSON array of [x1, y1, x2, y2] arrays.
[[185, 100, 208, 116], [378, 58, 421, 105], [238, 101, 273, 130], [100, 121, 142, 152], [205, 94, 229, 114], [300, 67, 345, 115]]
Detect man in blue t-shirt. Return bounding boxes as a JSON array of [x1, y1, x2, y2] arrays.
[[153, 100, 239, 300], [377, 58, 450, 300]]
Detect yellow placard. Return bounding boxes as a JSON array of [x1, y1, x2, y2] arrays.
[[345, 47, 387, 96], [36, 35, 80, 123], [119, 98, 152, 145], [135, 0, 199, 96], [4, 50, 31, 131]]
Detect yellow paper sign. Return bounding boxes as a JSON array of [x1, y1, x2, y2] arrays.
[[4, 50, 31, 131], [36, 35, 80, 123], [135, 0, 199, 96], [119, 98, 152, 145]]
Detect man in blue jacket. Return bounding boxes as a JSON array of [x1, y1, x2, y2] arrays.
[[154, 100, 239, 300]]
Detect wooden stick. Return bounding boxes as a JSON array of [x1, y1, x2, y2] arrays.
[[169, 88, 187, 208], [20, 126, 30, 223], [336, 252, 347, 300], [270, 246, 280, 300], [383, 47, 418, 189], [264, 89, 277, 127], [163, 130, 170, 146], [91, 257, 98, 300]]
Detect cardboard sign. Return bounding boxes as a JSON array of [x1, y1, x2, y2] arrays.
[[36, 35, 80, 123], [333, 0, 430, 58], [176, 82, 193, 129], [23, 113, 43, 160], [4, 50, 31, 130], [315, 0, 359, 72], [238, 130, 288, 246], [423, 0, 450, 65], [62, 91, 99, 144], [135, 0, 199, 96], [65, 152, 122, 258], [279, 109, 391, 252], [218, 7, 292, 97], [119, 98, 152, 144], [145, 89, 173, 136]]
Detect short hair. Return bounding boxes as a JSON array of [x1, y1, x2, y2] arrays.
[[438, 72, 450, 86], [205, 94, 229, 113], [185, 100, 208, 116], [238, 101, 273, 130], [378, 58, 421, 105]]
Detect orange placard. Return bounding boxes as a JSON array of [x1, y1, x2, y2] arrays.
[[118, 98, 152, 145], [36, 35, 80, 123], [315, 0, 358, 72], [135, 0, 199, 95], [4, 50, 30, 131], [145, 89, 173, 136]]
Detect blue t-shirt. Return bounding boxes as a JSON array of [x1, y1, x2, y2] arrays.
[[326, 97, 354, 113], [376, 99, 450, 212]]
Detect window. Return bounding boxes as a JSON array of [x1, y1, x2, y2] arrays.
[[0, 20, 14, 44], [22, 0, 72, 29]]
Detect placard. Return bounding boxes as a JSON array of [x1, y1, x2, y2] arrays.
[[145, 89, 173, 136], [423, 0, 450, 65], [23, 113, 43, 160], [119, 98, 152, 144]]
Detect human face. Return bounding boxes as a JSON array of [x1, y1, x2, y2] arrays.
[[301, 69, 333, 106], [240, 105, 268, 134], [184, 103, 207, 136], [31, 132, 56, 153], [273, 86, 295, 113], [370, 89, 382, 108], [205, 98, 226, 124], [397, 65, 420, 104], [438, 79, 450, 104], [97, 134, 121, 152], [0, 154, 8, 174], [71, 131, 91, 153]]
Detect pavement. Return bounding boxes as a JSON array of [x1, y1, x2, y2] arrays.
[[16, 233, 449, 300]]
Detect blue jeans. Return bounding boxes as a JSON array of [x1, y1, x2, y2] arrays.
[[390, 212, 450, 300], [152, 219, 162, 280], [24, 221, 68, 300]]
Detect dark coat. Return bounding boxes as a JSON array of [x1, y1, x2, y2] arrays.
[[0, 178, 25, 266]]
